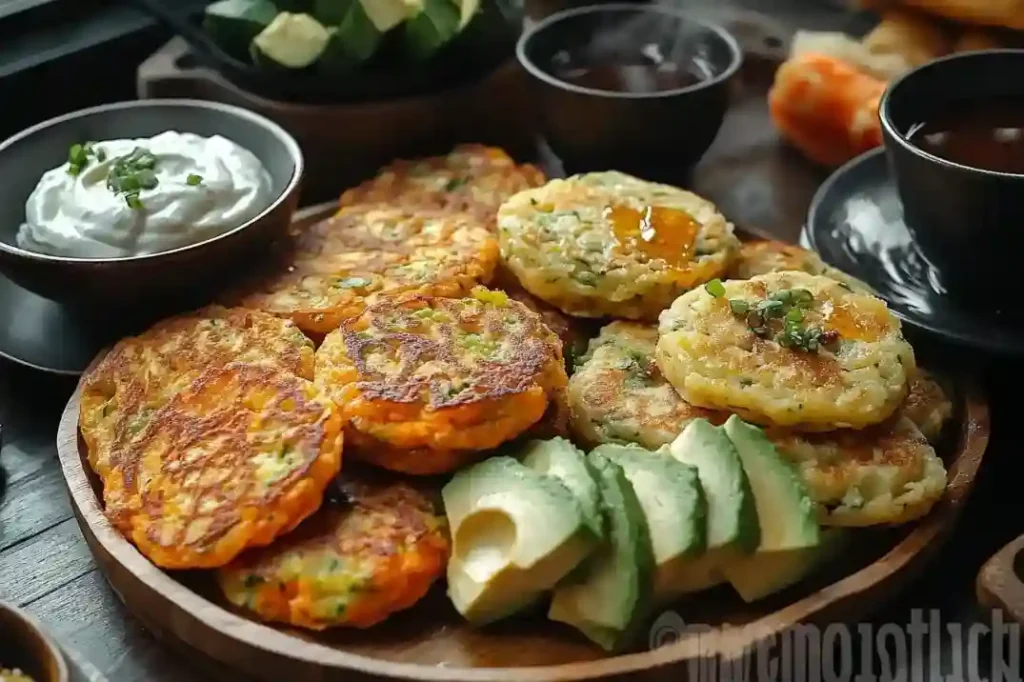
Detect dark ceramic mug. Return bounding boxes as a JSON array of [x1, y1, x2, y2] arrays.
[[517, 3, 742, 180], [880, 50, 1024, 300]]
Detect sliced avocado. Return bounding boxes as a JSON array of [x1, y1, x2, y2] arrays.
[[667, 419, 760, 590], [203, 0, 279, 59], [441, 0, 517, 65], [453, 0, 478, 29], [443, 456, 599, 626], [521, 437, 603, 540], [314, 0, 412, 32], [403, 0, 460, 59], [549, 449, 654, 652], [251, 12, 332, 69], [318, 16, 381, 73], [724, 529, 848, 603], [592, 444, 707, 604], [723, 415, 820, 552]]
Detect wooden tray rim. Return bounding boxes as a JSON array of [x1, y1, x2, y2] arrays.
[[55, 205, 993, 682]]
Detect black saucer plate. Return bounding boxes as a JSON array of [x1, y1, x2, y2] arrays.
[[0, 274, 124, 376], [805, 147, 1024, 357]]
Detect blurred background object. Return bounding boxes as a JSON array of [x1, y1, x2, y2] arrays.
[[769, 0, 1024, 168]]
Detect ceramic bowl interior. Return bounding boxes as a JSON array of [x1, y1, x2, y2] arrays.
[[0, 602, 68, 682]]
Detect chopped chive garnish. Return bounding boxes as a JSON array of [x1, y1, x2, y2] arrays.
[[187, 173, 203, 186], [106, 146, 161, 210], [729, 299, 749, 315], [67, 141, 103, 176], [704, 279, 726, 297], [726, 287, 833, 352]]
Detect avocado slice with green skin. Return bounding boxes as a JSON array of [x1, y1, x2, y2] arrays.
[[722, 415, 820, 552], [521, 437, 604, 541], [592, 444, 707, 604], [203, 0, 279, 60], [314, 0, 414, 33], [443, 456, 599, 626], [403, 0, 461, 59], [318, 19, 380, 73], [251, 12, 332, 69], [724, 529, 847, 603], [671, 419, 760, 553], [549, 449, 654, 653]]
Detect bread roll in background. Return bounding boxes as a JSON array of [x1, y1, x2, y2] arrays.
[[852, 0, 1024, 31], [862, 9, 952, 65], [789, 31, 913, 80]]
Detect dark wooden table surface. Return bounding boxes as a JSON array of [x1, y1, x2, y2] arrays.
[[2, 3, 1022, 681]]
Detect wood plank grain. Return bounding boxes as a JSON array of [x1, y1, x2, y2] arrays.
[[0, 464, 72, 551], [0, 518, 94, 606], [1, 432, 61, 488], [24, 570, 208, 682]]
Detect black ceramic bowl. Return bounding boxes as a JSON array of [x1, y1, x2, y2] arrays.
[[517, 3, 741, 179], [0, 99, 302, 311], [0, 601, 68, 682], [880, 50, 1024, 300]]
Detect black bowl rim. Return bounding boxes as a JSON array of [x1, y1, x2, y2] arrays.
[[515, 2, 743, 100], [0, 98, 304, 265], [0, 599, 69, 682], [879, 48, 1024, 181]]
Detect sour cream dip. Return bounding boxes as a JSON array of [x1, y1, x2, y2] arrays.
[[16, 131, 274, 258]]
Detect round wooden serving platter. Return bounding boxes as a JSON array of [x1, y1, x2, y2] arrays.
[[56, 205, 992, 682], [977, 535, 1024, 627]]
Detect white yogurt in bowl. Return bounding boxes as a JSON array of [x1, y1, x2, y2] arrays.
[[16, 131, 274, 258]]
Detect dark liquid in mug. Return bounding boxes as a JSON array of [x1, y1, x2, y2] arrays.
[[550, 39, 709, 94], [555, 62, 706, 93], [908, 98, 1024, 174]]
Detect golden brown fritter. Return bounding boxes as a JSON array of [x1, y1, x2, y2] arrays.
[[498, 171, 739, 320], [337, 144, 546, 222], [234, 205, 499, 335], [79, 306, 314, 479], [490, 264, 593, 370], [657, 271, 916, 431], [568, 321, 947, 526], [219, 469, 448, 629], [727, 240, 873, 293], [111, 363, 342, 569], [898, 370, 954, 443], [769, 417, 947, 526], [568, 321, 719, 449], [315, 289, 568, 474]]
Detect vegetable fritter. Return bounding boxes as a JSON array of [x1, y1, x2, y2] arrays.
[[114, 363, 342, 569], [498, 171, 739, 320], [569, 321, 947, 525], [219, 470, 448, 629], [338, 144, 546, 222], [235, 205, 499, 334], [898, 369, 953, 443], [315, 289, 568, 474], [80, 306, 314, 480], [568, 322, 718, 449], [770, 418, 947, 526], [657, 271, 915, 431], [728, 240, 872, 293]]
